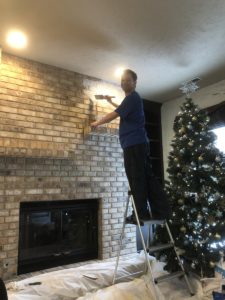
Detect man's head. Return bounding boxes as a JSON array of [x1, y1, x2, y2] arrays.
[[121, 69, 137, 94]]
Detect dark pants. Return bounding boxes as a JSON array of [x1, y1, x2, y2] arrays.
[[123, 143, 171, 219]]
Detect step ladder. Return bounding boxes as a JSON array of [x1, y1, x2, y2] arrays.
[[112, 191, 194, 300]]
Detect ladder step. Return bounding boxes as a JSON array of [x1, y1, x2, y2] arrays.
[[148, 243, 174, 252], [143, 219, 166, 225], [155, 271, 185, 283]]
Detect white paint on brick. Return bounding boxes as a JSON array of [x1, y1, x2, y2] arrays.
[[0, 53, 136, 280]]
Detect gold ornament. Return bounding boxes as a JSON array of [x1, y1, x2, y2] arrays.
[[180, 226, 186, 233], [179, 127, 185, 134], [215, 233, 221, 239], [209, 261, 216, 268], [197, 214, 203, 221], [198, 155, 204, 161], [178, 199, 184, 205]]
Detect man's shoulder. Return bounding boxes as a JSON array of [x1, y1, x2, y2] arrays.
[[126, 91, 141, 101]]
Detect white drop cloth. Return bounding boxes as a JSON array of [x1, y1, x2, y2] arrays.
[[7, 252, 154, 300], [7, 253, 219, 300]]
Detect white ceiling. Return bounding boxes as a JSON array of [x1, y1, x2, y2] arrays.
[[1, 0, 225, 102]]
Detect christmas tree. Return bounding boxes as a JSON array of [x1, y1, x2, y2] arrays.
[[157, 97, 225, 277]]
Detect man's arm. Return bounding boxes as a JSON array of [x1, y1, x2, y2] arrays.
[[90, 111, 119, 129], [106, 97, 119, 108]]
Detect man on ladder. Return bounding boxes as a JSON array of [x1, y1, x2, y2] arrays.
[[91, 69, 171, 223], [91, 70, 194, 299]]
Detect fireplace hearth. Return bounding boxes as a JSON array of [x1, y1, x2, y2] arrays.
[[18, 199, 99, 274]]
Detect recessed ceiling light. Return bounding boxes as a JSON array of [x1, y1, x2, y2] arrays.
[[6, 30, 27, 49], [115, 67, 126, 78]]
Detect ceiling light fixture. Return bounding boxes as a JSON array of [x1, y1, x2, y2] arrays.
[[6, 30, 27, 49], [115, 67, 126, 78]]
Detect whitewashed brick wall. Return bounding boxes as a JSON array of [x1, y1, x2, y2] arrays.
[[0, 53, 136, 279]]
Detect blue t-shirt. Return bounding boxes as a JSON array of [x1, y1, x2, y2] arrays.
[[115, 91, 148, 149]]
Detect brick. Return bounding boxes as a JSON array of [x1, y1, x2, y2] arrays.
[[5, 216, 19, 223], [0, 252, 7, 259], [3, 244, 17, 251], [0, 211, 9, 217]]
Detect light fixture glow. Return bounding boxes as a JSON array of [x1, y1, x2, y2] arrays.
[[6, 30, 27, 49], [115, 67, 126, 78]]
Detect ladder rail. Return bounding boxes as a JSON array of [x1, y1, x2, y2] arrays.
[[164, 221, 194, 295], [131, 194, 160, 300], [113, 191, 194, 298], [113, 193, 161, 300], [112, 194, 130, 284]]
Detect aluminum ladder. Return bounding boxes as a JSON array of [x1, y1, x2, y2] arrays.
[[112, 191, 194, 300]]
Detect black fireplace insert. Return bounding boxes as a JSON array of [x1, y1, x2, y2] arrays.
[[18, 199, 99, 274]]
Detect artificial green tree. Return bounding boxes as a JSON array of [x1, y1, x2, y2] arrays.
[[157, 97, 225, 277]]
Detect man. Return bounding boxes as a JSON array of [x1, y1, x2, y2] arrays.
[[91, 69, 171, 225]]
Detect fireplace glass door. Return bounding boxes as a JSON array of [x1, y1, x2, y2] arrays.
[[18, 199, 98, 274]]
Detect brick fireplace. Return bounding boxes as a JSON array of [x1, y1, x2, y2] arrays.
[[0, 52, 136, 279]]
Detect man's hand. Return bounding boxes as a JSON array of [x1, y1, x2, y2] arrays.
[[90, 111, 119, 130], [105, 96, 119, 108], [105, 95, 113, 103], [90, 121, 99, 130]]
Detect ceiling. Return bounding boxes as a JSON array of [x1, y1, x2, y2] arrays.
[[1, 0, 225, 102]]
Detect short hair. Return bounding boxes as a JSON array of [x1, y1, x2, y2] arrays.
[[123, 69, 137, 81]]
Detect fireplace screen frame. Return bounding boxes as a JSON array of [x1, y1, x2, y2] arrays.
[[18, 199, 99, 274]]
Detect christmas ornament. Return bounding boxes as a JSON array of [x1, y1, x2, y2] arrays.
[[215, 156, 221, 162], [180, 226, 186, 233], [179, 127, 186, 134], [178, 199, 184, 205], [197, 214, 203, 221], [216, 211, 223, 218], [178, 118, 183, 124], [209, 261, 216, 268], [191, 262, 196, 269], [188, 141, 194, 146], [215, 233, 221, 239]]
